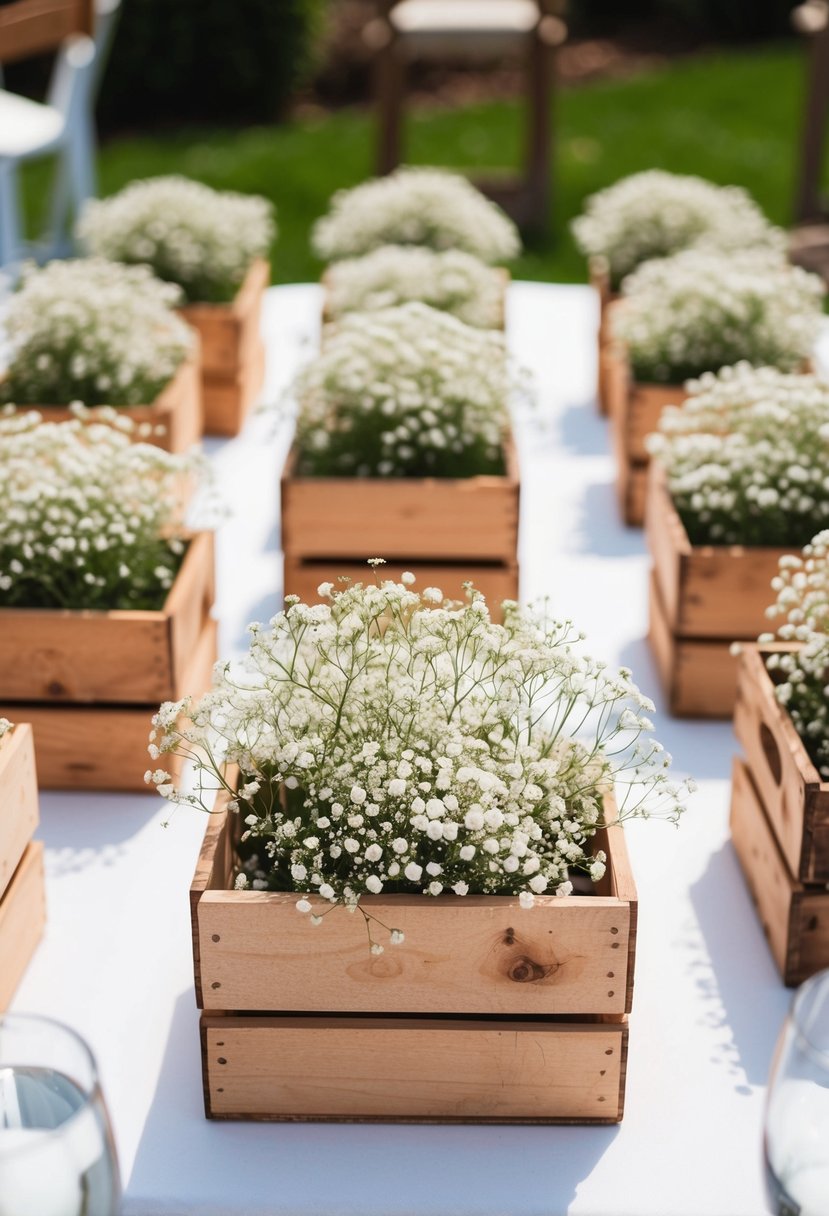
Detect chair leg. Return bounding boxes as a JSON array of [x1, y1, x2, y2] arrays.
[[524, 29, 553, 233], [375, 37, 405, 176], [795, 25, 829, 223], [0, 159, 23, 275], [63, 113, 97, 241]]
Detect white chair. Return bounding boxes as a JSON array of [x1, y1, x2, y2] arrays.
[[0, 0, 120, 272]]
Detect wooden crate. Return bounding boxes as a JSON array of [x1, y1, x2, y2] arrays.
[[0, 532, 215, 705], [181, 258, 268, 436], [281, 437, 519, 564], [190, 779, 636, 1122], [735, 645, 829, 884], [283, 557, 519, 619], [645, 465, 787, 717], [0, 842, 46, 1011], [730, 757, 829, 987], [0, 617, 217, 791], [590, 258, 617, 417], [605, 344, 687, 526], [0, 724, 38, 900], [4, 350, 203, 453]]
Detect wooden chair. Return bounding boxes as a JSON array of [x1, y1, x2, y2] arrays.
[[367, 0, 567, 232], [0, 0, 119, 271]]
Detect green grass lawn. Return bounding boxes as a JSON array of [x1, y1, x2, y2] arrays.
[[23, 41, 823, 285]]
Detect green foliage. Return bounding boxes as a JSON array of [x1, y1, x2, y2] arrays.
[[98, 0, 326, 128]]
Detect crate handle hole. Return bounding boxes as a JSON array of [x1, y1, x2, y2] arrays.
[[760, 723, 783, 785]]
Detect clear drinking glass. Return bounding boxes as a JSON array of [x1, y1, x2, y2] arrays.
[[0, 1013, 121, 1216], [766, 970, 829, 1215]]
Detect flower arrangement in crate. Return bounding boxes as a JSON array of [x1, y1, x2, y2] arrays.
[[731, 533, 829, 985], [322, 245, 507, 330], [606, 250, 824, 525], [642, 363, 829, 717], [0, 716, 44, 1012], [78, 176, 276, 437], [161, 575, 691, 1122], [0, 410, 217, 790], [281, 301, 522, 608], [572, 170, 784, 419], [312, 167, 521, 264], [0, 258, 199, 451]]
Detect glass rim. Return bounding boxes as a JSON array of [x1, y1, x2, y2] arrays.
[[792, 970, 829, 1067], [0, 1011, 101, 1156]]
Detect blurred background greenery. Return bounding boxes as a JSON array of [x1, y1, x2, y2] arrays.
[[12, 0, 825, 283]]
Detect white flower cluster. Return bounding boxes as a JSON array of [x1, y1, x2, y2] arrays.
[[0, 718, 12, 740], [0, 409, 195, 610], [763, 532, 829, 779], [77, 175, 275, 304], [149, 576, 689, 948], [294, 302, 512, 477], [613, 249, 824, 384], [572, 170, 786, 290], [0, 258, 192, 408], [325, 245, 505, 330], [312, 167, 521, 264], [647, 364, 829, 546]]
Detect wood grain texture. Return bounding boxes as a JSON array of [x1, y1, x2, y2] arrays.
[[200, 1013, 628, 1122], [735, 645, 829, 884], [0, 618, 217, 790], [280, 437, 519, 562], [0, 532, 214, 705], [2, 349, 203, 453], [0, 724, 38, 901], [647, 570, 737, 718], [730, 757, 829, 986], [646, 464, 786, 639], [283, 557, 519, 619], [192, 784, 636, 1017], [0, 842, 45, 1010]]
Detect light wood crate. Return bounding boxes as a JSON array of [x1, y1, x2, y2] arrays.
[[0, 532, 215, 705], [730, 757, 829, 987], [0, 842, 46, 1011], [0, 617, 217, 791], [180, 258, 268, 436], [605, 343, 688, 526], [590, 258, 617, 417], [3, 349, 203, 453], [190, 778, 636, 1122], [645, 464, 787, 717], [735, 645, 829, 884], [281, 437, 519, 561], [0, 724, 38, 901]]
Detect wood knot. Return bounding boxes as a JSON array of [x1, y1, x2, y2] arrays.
[[503, 927, 516, 945], [508, 955, 558, 983], [47, 680, 66, 697]]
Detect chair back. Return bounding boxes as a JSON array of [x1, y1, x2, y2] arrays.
[[0, 0, 94, 64]]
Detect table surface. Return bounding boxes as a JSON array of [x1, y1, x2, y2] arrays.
[[11, 282, 800, 1216]]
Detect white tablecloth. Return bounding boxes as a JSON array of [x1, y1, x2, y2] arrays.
[[11, 283, 797, 1216]]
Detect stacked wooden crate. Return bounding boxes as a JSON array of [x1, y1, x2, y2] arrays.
[[0, 724, 45, 1009]]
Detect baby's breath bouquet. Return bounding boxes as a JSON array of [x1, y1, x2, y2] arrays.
[[0, 258, 192, 408], [149, 574, 689, 949], [312, 167, 521, 264], [77, 176, 276, 304], [0, 718, 12, 741], [0, 410, 197, 610], [614, 250, 823, 384], [324, 245, 505, 329], [294, 302, 513, 478], [572, 170, 786, 291], [762, 533, 829, 779], [647, 364, 829, 547]]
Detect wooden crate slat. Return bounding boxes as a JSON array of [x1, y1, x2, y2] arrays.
[[734, 645, 829, 883], [201, 1013, 628, 1122], [0, 842, 46, 1010], [646, 464, 788, 640], [201, 340, 266, 437], [181, 259, 269, 379], [647, 570, 738, 717], [0, 725, 39, 901], [193, 785, 635, 1017], [283, 557, 519, 618], [0, 532, 214, 705], [0, 618, 217, 790], [280, 437, 519, 563]]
